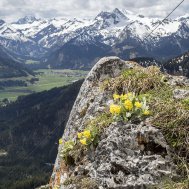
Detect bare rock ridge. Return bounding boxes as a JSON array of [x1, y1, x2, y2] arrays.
[[49, 57, 185, 189]]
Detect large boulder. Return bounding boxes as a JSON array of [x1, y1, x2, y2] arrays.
[[50, 57, 185, 189]]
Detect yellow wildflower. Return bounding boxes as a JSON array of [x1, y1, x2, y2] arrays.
[[113, 94, 120, 100], [127, 92, 134, 99], [110, 104, 121, 114], [135, 101, 142, 108], [120, 94, 127, 101], [59, 138, 63, 144], [80, 138, 87, 145], [143, 110, 150, 115], [83, 130, 91, 138], [77, 132, 83, 139], [124, 100, 133, 111]]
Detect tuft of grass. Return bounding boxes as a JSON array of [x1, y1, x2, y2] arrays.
[[80, 177, 98, 189], [85, 113, 113, 133], [102, 66, 164, 94], [182, 98, 189, 110], [147, 84, 189, 177], [60, 140, 86, 166], [63, 176, 98, 189], [63, 176, 76, 186], [154, 178, 189, 189]]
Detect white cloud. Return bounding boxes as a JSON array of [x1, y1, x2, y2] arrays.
[[0, 0, 188, 22]]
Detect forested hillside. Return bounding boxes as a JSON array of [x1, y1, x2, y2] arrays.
[[0, 80, 83, 189]]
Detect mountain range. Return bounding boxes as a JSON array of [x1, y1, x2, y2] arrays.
[[0, 9, 189, 69]]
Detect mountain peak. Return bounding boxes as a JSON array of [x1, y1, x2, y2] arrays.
[[176, 13, 189, 21], [0, 19, 5, 26], [95, 8, 127, 26], [112, 8, 124, 15], [16, 15, 39, 24], [112, 8, 128, 20], [95, 11, 111, 19]]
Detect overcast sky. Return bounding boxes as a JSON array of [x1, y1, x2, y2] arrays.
[[0, 0, 188, 22]]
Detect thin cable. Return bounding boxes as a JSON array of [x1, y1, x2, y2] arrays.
[[144, 0, 185, 39], [129, 0, 185, 55]]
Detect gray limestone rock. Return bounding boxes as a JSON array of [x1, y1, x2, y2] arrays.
[[167, 75, 189, 87], [173, 89, 189, 99], [87, 122, 174, 188], [51, 57, 178, 189]]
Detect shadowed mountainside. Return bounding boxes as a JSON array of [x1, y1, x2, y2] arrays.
[[0, 80, 83, 189]]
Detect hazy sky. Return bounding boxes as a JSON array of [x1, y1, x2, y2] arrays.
[[0, 0, 188, 22]]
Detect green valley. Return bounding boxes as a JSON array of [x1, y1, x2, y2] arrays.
[[0, 69, 88, 101]]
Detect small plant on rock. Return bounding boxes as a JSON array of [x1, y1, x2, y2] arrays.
[[60, 140, 75, 163], [77, 125, 99, 147], [109, 92, 150, 122], [182, 98, 189, 110]]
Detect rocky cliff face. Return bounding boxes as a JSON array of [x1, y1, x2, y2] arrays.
[[50, 57, 189, 189]]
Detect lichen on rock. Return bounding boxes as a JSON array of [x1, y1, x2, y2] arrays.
[[86, 122, 174, 188], [50, 57, 189, 189]]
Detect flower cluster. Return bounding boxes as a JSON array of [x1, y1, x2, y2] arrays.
[[60, 140, 75, 160], [77, 126, 99, 146], [59, 138, 63, 144], [110, 92, 150, 121], [60, 125, 99, 163]]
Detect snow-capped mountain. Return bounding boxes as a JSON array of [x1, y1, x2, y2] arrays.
[[15, 15, 40, 24], [0, 8, 188, 68]]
